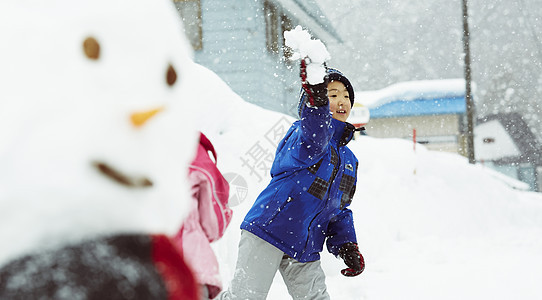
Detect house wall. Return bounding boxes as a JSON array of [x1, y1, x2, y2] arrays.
[[365, 114, 462, 152], [484, 162, 540, 192], [195, 0, 299, 116], [518, 163, 539, 191]]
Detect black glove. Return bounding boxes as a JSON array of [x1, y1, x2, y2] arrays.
[[300, 58, 328, 107], [338, 242, 365, 277]]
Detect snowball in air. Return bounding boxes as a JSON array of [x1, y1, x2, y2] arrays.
[[284, 25, 331, 63], [284, 25, 331, 84]]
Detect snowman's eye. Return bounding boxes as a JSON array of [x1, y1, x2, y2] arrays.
[[166, 64, 177, 86], [83, 37, 100, 60]]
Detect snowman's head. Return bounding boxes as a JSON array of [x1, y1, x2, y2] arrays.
[[0, 0, 198, 264]]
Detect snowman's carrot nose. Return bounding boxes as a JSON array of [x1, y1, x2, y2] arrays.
[[130, 107, 164, 127]]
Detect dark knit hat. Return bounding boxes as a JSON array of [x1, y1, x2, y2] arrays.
[[326, 68, 355, 107], [297, 67, 355, 117]]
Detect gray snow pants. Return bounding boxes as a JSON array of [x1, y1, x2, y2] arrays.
[[215, 230, 330, 300]]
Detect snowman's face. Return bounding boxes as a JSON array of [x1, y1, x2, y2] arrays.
[[0, 0, 198, 264]]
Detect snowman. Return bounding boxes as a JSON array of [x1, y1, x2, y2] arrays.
[[0, 0, 201, 298]]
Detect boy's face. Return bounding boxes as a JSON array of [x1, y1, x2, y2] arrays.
[[327, 80, 351, 122]]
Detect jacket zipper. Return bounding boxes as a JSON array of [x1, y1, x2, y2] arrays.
[[301, 145, 342, 256]]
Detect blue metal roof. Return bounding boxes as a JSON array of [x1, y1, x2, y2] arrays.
[[369, 96, 466, 118]]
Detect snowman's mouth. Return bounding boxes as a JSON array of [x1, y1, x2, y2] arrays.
[[93, 161, 153, 188]]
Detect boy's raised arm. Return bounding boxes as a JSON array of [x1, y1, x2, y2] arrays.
[[298, 59, 333, 157]]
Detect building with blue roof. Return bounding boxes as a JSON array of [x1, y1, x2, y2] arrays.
[[369, 96, 466, 119], [359, 79, 468, 153]]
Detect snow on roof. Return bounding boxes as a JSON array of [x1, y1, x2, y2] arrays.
[[357, 78, 466, 109], [475, 119, 522, 161]]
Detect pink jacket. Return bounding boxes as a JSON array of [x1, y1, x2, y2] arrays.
[[173, 133, 232, 299]]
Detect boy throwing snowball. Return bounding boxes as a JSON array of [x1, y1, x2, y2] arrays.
[[217, 35, 365, 298]]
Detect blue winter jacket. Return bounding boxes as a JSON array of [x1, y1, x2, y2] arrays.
[[241, 100, 359, 262]]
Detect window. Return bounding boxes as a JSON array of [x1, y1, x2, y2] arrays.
[[173, 0, 202, 50], [265, 1, 295, 62], [281, 14, 294, 61], [483, 137, 496, 144], [264, 0, 279, 54]]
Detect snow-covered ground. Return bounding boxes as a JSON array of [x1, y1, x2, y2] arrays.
[[2, 1, 542, 299]]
